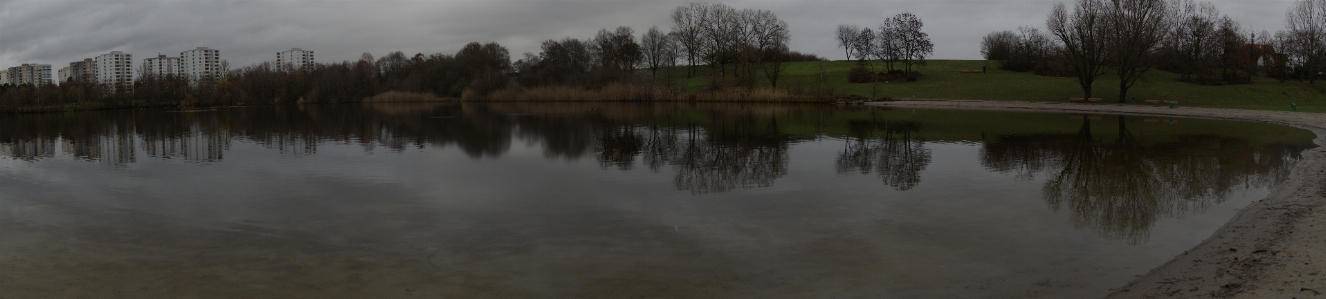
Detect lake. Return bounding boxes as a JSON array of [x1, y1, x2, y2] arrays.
[[0, 102, 1315, 298]]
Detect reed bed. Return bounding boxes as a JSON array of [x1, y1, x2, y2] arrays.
[[361, 91, 457, 103]]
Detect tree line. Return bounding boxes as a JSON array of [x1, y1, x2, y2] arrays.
[[834, 13, 936, 81], [981, 0, 1326, 103], [0, 3, 823, 114]]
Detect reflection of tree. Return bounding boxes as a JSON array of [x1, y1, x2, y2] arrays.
[[1042, 117, 1165, 243], [0, 104, 805, 195], [594, 123, 644, 170], [981, 116, 1310, 243], [670, 117, 789, 195], [836, 118, 932, 191]]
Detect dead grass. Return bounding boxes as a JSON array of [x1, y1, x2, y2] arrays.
[[361, 91, 456, 103], [477, 83, 831, 103]]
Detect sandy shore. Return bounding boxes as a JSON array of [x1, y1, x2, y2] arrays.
[[870, 100, 1326, 299]]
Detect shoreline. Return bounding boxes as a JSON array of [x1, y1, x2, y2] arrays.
[[870, 100, 1326, 299]]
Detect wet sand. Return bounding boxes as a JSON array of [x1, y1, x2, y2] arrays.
[[871, 100, 1326, 299]]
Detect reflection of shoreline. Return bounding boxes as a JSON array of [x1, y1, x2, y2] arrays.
[[980, 116, 1305, 243], [870, 100, 1326, 299]]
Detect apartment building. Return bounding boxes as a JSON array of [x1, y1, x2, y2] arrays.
[[276, 48, 315, 71], [143, 54, 181, 77], [0, 71, 7, 85], [58, 67, 70, 83], [180, 47, 222, 84], [68, 58, 96, 82], [94, 51, 133, 93], [5, 64, 53, 86]]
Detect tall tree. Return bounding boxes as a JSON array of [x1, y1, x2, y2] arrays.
[[671, 4, 706, 77], [1165, 0, 1221, 82], [746, 9, 790, 86], [1104, 0, 1172, 103], [700, 3, 739, 77], [982, 30, 1019, 60], [1048, 0, 1110, 99], [837, 24, 862, 60], [892, 13, 934, 74], [854, 28, 877, 65], [1282, 0, 1326, 84], [641, 26, 674, 79], [875, 21, 903, 72], [591, 27, 642, 73]]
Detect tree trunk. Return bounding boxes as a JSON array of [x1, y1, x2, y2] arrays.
[[1118, 79, 1128, 103]]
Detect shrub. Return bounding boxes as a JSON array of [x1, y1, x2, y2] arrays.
[[848, 67, 876, 83]]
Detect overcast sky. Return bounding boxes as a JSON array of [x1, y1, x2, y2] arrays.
[[0, 0, 1302, 70]]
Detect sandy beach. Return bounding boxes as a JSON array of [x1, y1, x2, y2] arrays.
[[870, 100, 1326, 299]]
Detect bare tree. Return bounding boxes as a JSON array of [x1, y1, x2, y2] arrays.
[[1104, 0, 1172, 103], [763, 44, 790, 87], [982, 30, 1019, 60], [591, 27, 642, 73], [700, 3, 739, 78], [1004, 26, 1060, 72], [892, 13, 934, 74], [1048, 0, 1110, 99], [665, 32, 682, 70], [1166, 0, 1221, 81], [875, 22, 903, 72], [1282, 0, 1326, 84], [746, 9, 790, 86], [837, 24, 862, 60], [671, 4, 707, 77], [642, 26, 674, 79], [854, 28, 877, 65]]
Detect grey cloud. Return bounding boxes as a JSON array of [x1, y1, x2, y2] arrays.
[[0, 0, 1302, 69]]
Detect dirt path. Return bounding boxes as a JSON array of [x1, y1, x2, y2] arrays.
[[870, 100, 1326, 299]]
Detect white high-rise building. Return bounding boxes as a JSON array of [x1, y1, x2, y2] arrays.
[[143, 54, 181, 77], [94, 51, 133, 93], [0, 71, 8, 85], [5, 64, 53, 86], [276, 48, 315, 71], [180, 47, 221, 84]]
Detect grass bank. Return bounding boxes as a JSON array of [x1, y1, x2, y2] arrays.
[[665, 60, 1326, 113], [477, 84, 830, 103]]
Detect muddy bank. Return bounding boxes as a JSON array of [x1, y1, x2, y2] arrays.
[[870, 100, 1326, 299]]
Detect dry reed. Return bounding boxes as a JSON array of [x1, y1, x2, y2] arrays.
[[361, 91, 456, 103]]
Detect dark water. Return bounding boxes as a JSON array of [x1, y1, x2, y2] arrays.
[[0, 103, 1315, 298]]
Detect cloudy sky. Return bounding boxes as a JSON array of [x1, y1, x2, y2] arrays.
[[0, 0, 1302, 70]]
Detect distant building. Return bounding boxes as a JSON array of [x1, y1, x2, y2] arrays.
[[180, 47, 222, 84], [94, 51, 133, 93], [276, 48, 315, 71], [58, 67, 70, 83], [143, 54, 181, 77], [68, 58, 96, 82], [0, 71, 7, 85], [5, 64, 53, 86]]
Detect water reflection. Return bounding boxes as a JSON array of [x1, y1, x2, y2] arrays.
[[0, 104, 1318, 298], [981, 116, 1306, 243], [0, 104, 1313, 242], [835, 115, 932, 191]]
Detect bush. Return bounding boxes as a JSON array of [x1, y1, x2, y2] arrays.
[[786, 51, 827, 62], [848, 67, 876, 83]]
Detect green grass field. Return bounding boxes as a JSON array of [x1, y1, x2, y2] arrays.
[[663, 60, 1326, 113]]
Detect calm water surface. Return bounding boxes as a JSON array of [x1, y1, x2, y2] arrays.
[[0, 103, 1315, 298]]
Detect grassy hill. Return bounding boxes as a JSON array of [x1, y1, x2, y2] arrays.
[[663, 60, 1326, 113]]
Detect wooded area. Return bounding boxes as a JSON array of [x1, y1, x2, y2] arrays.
[[980, 0, 1326, 102]]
